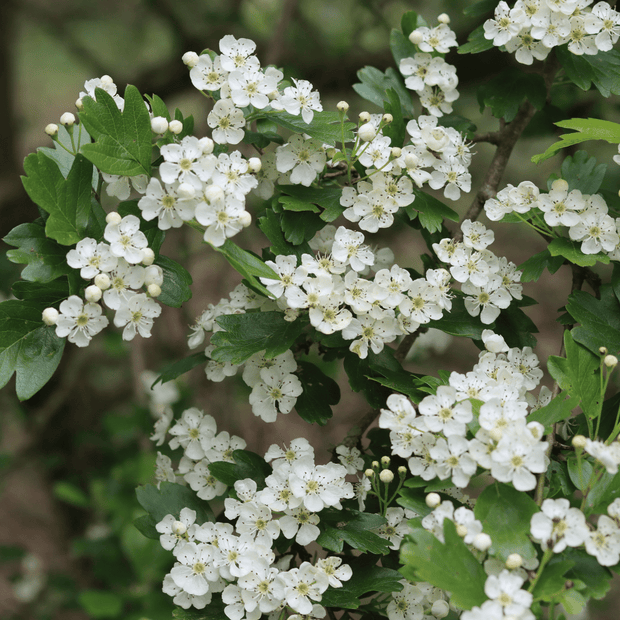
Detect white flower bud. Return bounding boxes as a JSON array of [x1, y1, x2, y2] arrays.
[[168, 120, 183, 134], [198, 137, 214, 154], [239, 211, 252, 228], [358, 122, 376, 142], [600, 346, 609, 355], [172, 520, 187, 535], [381, 456, 391, 466], [45, 123, 59, 137], [359, 111, 371, 123], [371, 460, 380, 469], [141, 247, 155, 266], [455, 524, 468, 538], [145, 265, 164, 286], [60, 112, 76, 126], [398, 466, 407, 477], [438, 13, 450, 24], [382, 113, 393, 124], [151, 116, 169, 134], [178, 182, 196, 200], [182, 51, 199, 68], [391, 147, 402, 159], [472, 533, 492, 551], [147, 283, 162, 297], [409, 30, 425, 45], [94, 273, 111, 290], [551, 178, 569, 193], [426, 492, 441, 508], [364, 468, 374, 478], [106, 211, 122, 225], [248, 157, 262, 173], [205, 184, 224, 203], [431, 600, 450, 618], [75, 98, 84, 110], [605, 354, 618, 368], [405, 153, 419, 169], [506, 553, 523, 569], [100, 75, 114, 87], [337, 101, 349, 112], [572, 435, 587, 449], [379, 469, 394, 483], [42, 307, 59, 326], [85, 285, 102, 303]]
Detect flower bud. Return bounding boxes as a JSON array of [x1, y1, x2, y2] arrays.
[[182, 51, 199, 67], [178, 183, 196, 200], [506, 553, 523, 569], [371, 460, 380, 470], [364, 468, 374, 478], [148, 283, 162, 297], [382, 113, 393, 124], [106, 211, 122, 225], [391, 147, 402, 159], [409, 30, 424, 45], [100, 75, 114, 87], [199, 137, 214, 154], [398, 465, 407, 477], [145, 265, 164, 286], [438, 13, 450, 24], [85, 285, 102, 303], [205, 184, 224, 203], [572, 435, 587, 449], [379, 469, 394, 483], [141, 247, 155, 266], [358, 122, 376, 142], [248, 157, 262, 173], [172, 520, 187, 535], [605, 354, 618, 368], [337, 101, 349, 113], [359, 111, 371, 123], [42, 307, 59, 326], [75, 98, 84, 110], [45, 123, 59, 137], [404, 153, 419, 169], [60, 112, 76, 126], [239, 211, 252, 228], [381, 456, 391, 467], [600, 346, 609, 356], [431, 600, 450, 618], [94, 273, 111, 290], [425, 492, 441, 508], [151, 116, 169, 134], [472, 532, 492, 551], [456, 524, 468, 538], [551, 178, 569, 193], [169, 120, 183, 134]]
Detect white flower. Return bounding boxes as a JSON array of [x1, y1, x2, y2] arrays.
[[271, 79, 323, 124], [113, 293, 161, 340], [104, 214, 149, 264], [276, 135, 326, 187], [530, 498, 589, 553], [170, 542, 218, 595], [190, 54, 228, 91], [184, 460, 228, 500], [66, 238, 118, 280], [248, 367, 303, 423], [584, 515, 620, 566], [207, 99, 245, 145], [55, 296, 109, 347], [156, 508, 197, 552], [386, 580, 424, 620]]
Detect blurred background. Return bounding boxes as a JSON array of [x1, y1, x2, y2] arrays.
[[0, 0, 619, 618]]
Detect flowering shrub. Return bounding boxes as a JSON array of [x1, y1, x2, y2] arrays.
[[4, 1, 620, 619]]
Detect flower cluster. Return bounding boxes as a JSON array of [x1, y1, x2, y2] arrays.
[[484, 0, 620, 64], [380, 330, 548, 491]]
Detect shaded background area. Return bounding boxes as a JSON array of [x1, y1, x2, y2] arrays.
[[0, 0, 619, 618]]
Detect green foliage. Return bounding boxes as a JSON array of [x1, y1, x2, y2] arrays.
[[406, 189, 459, 233], [400, 519, 487, 610], [532, 118, 620, 163], [527, 393, 580, 433], [389, 28, 418, 69], [153, 352, 207, 386], [294, 361, 340, 425], [258, 209, 309, 259], [548, 237, 610, 268], [353, 66, 415, 118], [458, 24, 494, 55], [279, 185, 344, 223], [317, 510, 391, 555], [172, 598, 226, 619], [78, 590, 123, 618], [269, 110, 355, 144], [427, 296, 485, 340], [561, 151, 607, 194], [209, 450, 271, 489], [463, 0, 498, 17], [477, 68, 546, 122], [79, 85, 153, 176], [518, 249, 565, 283], [211, 311, 309, 364], [556, 46, 620, 97], [155, 255, 193, 308]]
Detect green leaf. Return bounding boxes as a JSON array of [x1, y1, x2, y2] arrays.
[[279, 185, 344, 223], [548, 237, 610, 267], [155, 255, 192, 308], [317, 510, 391, 555], [153, 352, 207, 386], [353, 66, 415, 118], [269, 110, 354, 144], [458, 24, 494, 54], [136, 481, 214, 527], [209, 450, 271, 489], [145, 93, 170, 120], [53, 481, 90, 508], [400, 519, 487, 610], [518, 249, 564, 283], [527, 393, 580, 433], [556, 46, 620, 97], [566, 455, 594, 493], [12, 279, 71, 306], [474, 483, 539, 564], [566, 285, 620, 356], [294, 361, 340, 425], [343, 351, 393, 409], [281, 211, 325, 245], [463, 0, 498, 17], [493, 300, 538, 349], [366, 362, 425, 404], [22, 152, 93, 246], [4, 222, 73, 283], [216, 240, 278, 297], [401, 11, 420, 36], [0, 300, 66, 400], [211, 312, 308, 364], [406, 189, 459, 233], [258, 210, 308, 259], [172, 597, 226, 619], [561, 548, 613, 600], [79, 85, 152, 176], [426, 296, 485, 340], [278, 196, 320, 213], [532, 559, 575, 602], [477, 68, 547, 122], [438, 114, 477, 136], [383, 88, 407, 148], [390, 28, 418, 69], [132, 514, 159, 540], [78, 590, 123, 618], [561, 151, 607, 194], [532, 117, 620, 164]]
